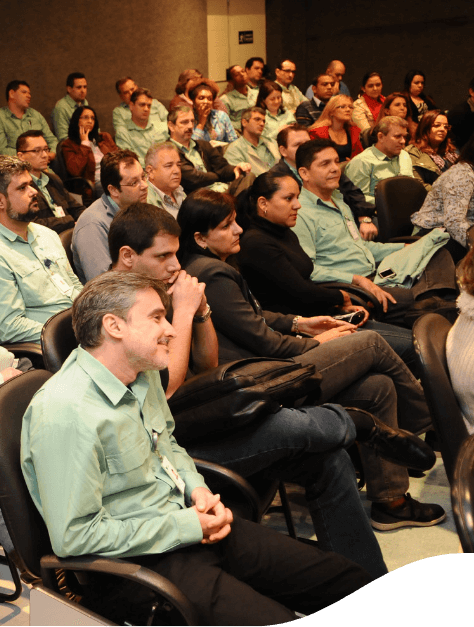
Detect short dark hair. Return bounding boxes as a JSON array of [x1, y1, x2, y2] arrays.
[[361, 71, 382, 88], [72, 271, 170, 349], [177, 189, 235, 265], [276, 123, 310, 148], [101, 150, 139, 196], [68, 106, 100, 144], [226, 65, 238, 82], [6, 80, 29, 103], [245, 57, 264, 71], [130, 87, 153, 104], [469, 77, 474, 92], [295, 138, 336, 171], [109, 202, 181, 265], [115, 76, 134, 95], [16, 130, 45, 153], [403, 69, 426, 93], [311, 73, 332, 87], [66, 72, 86, 88]]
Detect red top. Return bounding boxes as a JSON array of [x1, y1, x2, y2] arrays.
[[309, 125, 363, 160]]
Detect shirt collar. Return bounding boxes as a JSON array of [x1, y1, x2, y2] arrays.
[[0, 221, 37, 243], [149, 181, 184, 204], [125, 118, 154, 131], [171, 137, 196, 154], [6, 106, 32, 120], [371, 145, 398, 162], [275, 81, 290, 93], [300, 185, 343, 208], [65, 93, 84, 108], [31, 171, 50, 189], [101, 193, 120, 216], [75, 346, 150, 407], [283, 159, 302, 183]]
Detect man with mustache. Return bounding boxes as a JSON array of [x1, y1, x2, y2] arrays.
[[0, 156, 82, 343], [145, 141, 186, 219]]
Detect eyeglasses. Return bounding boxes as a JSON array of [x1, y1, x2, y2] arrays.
[[120, 173, 148, 187], [335, 105, 354, 110], [280, 69, 296, 74], [432, 123, 451, 130], [20, 147, 49, 154]]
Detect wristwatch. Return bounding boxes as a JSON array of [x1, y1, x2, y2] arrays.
[[193, 304, 212, 323], [360, 217, 372, 224]]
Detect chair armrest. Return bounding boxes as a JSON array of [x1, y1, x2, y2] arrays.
[[388, 235, 421, 244], [319, 281, 384, 320], [1, 342, 42, 356], [40, 555, 198, 625], [193, 457, 261, 522]]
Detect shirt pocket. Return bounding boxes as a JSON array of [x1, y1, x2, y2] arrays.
[[13, 259, 54, 305], [105, 438, 150, 475]]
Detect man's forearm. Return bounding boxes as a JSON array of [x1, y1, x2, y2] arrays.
[[191, 317, 218, 373]]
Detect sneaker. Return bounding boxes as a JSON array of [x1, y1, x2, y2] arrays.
[[370, 493, 446, 531]]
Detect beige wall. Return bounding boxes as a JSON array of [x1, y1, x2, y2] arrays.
[[0, 0, 208, 134]]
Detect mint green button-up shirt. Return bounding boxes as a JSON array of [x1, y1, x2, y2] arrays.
[[0, 222, 82, 343], [274, 82, 308, 113], [147, 182, 186, 219], [292, 187, 403, 284], [225, 135, 280, 176], [344, 145, 414, 204], [112, 99, 168, 134], [51, 94, 89, 141], [262, 109, 296, 142], [220, 89, 257, 130], [21, 347, 207, 558], [0, 106, 58, 156], [115, 119, 169, 167]]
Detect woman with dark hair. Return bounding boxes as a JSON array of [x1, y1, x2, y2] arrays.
[[188, 78, 237, 143], [177, 186, 443, 534], [62, 106, 118, 193], [309, 95, 363, 161], [352, 72, 385, 131], [375, 92, 410, 124], [169, 69, 228, 113], [255, 80, 295, 141], [405, 110, 457, 191], [411, 133, 474, 262], [403, 70, 437, 126]]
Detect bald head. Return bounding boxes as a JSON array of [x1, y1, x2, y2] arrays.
[[326, 60, 346, 82]]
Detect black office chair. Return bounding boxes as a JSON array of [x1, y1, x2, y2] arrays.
[[451, 434, 474, 552], [58, 228, 77, 276], [0, 370, 200, 624], [412, 313, 468, 483], [359, 127, 375, 150], [374, 176, 427, 243]]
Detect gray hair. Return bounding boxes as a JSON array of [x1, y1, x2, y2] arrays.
[[145, 141, 179, 168], [241, 106, 266, 131], [374, 115, 409, 137], [167, 105, 192, 125], [72, 271, 170, 349], [0, 156, 31, 196]]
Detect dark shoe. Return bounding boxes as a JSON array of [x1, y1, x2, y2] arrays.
[[371, 493, 446, 531], [346, 407, 436, 471]]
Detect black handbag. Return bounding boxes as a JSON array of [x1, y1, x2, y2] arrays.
[[168, 357, 322, 443]]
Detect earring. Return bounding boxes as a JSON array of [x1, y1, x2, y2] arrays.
[[264, 209, 267, 216]]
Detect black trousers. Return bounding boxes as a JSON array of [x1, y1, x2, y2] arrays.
[[130, 516, 371, 625]]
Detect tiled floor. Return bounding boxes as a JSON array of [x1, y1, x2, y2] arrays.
[[0, 455, 461, 625]]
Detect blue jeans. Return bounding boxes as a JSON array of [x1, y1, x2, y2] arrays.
[[188, 402, 387, 579], [359, 320, 418, 374]]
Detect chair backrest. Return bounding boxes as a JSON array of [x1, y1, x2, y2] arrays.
[[451, 434, 474, 552], [41, 309, 77, 374], [52, 139, 70, 181], [58, 228, 76, 274], [359, 127, 375, 150], [375, 176, 427, 242], [0, 370, 54, 579], [413, 313, 469, 483]]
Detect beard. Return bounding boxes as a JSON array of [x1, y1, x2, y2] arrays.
[[6, 198, 39, 222]]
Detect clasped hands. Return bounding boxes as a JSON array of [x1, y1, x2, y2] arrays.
[[191, 487, 233, 544]]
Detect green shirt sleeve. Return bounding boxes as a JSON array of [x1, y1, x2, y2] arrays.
[[345, 157, 375, 204]]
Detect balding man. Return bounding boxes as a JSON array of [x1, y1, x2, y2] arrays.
[[145, 141, 186, 218]]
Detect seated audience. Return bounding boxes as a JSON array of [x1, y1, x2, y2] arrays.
[[345, 117, 414, 204], [236, 171, 417, 368], [168, 106, 252, 195], [188, 78, 237, 143], [72, 150, 148, 283], [255, 80, 295, 141], [220, 65, 258, 130], [178, 188, 445, 531], [352, 72, 385, 131], [305, 60, 350, 100], [108, 200, 432, 576], [115, 88, 168, 167], [245, 56, 265, 96], [113, 76, 168, 134], [17, 130, 84, 233], [0, 156, 82, 343], [447, 247, 474, 434], [403, 70, 437, 131], [296, 74, 335, 127], [0, 81, 57, 157], [293, 139, 457, 328], [448, 76, 474, 150], [225, 107, 280, 176], [21, 271, 374, 625], [274, 59, 307, 113], [62, 106, 118, 195], [309, 95, 363, 161], [405, 110, 457, 191], [145, 141, 186, 218], [51, 72, 88, 141], [375, 92, 410, 124], [271, 124, 377, 240], [411, 134, 474, 263]]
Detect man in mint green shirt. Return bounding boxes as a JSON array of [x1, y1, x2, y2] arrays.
[[51, 72, 88, 140], [345, 116, 414, 203], [115, 88, 168, 167], [220, 65, 258, 130], [145, 141, 186, 218], [293, 138, 456, 326], [0, 80, 57, 157], [21, 270, 368, 623], [113, 76, 168, 134], [225, 107, 280, 176], [0, 156, 82, 343]]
